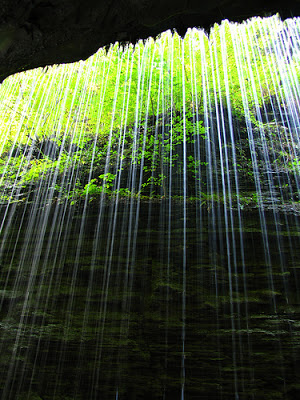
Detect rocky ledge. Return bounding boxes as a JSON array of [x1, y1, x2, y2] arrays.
[[0, 0, 300, 81]]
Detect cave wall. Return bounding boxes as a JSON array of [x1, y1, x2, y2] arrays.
[[0, 0, 300, 81]]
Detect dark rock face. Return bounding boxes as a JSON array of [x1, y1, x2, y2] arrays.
[[0, 0, 299, 81], [1, 203, 300, 400]]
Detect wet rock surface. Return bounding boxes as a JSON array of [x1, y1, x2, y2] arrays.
[[0, 203, 300, 399]]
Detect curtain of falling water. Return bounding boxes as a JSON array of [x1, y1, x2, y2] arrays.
[[0, 15, 300, 400]]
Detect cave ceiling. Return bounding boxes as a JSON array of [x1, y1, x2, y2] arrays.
[[0, 0, 300, 81]]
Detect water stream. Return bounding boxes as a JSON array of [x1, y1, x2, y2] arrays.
[[0, 15, 300, 400]]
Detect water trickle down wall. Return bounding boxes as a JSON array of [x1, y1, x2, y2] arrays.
[[0, 15, 300, 400]]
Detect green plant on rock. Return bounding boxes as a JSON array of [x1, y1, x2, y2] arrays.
[[83, 172, 116, 197]]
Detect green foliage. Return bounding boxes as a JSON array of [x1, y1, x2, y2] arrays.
[[290, 158, 300, 169], [0, 16, 298, 208], [83, 173, 117, 198], [83, 179, 102, 196], [99, 172, 116, 189]]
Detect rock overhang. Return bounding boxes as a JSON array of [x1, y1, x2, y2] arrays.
[[0, 0, 300, 81]]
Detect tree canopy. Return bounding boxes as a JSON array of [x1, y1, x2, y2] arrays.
[[0, 15, 299, 210]]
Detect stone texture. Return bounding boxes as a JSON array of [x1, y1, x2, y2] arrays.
[[0, 0, 300, 81]]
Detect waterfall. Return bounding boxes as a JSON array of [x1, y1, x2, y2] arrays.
[[0, 15, 300, 400]]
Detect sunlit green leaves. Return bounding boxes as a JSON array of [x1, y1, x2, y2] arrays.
[[0, 15, 296, 204]]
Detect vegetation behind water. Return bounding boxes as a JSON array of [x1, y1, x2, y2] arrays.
[[0, 16, 299, 212], [0, 15, 300, 400]]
